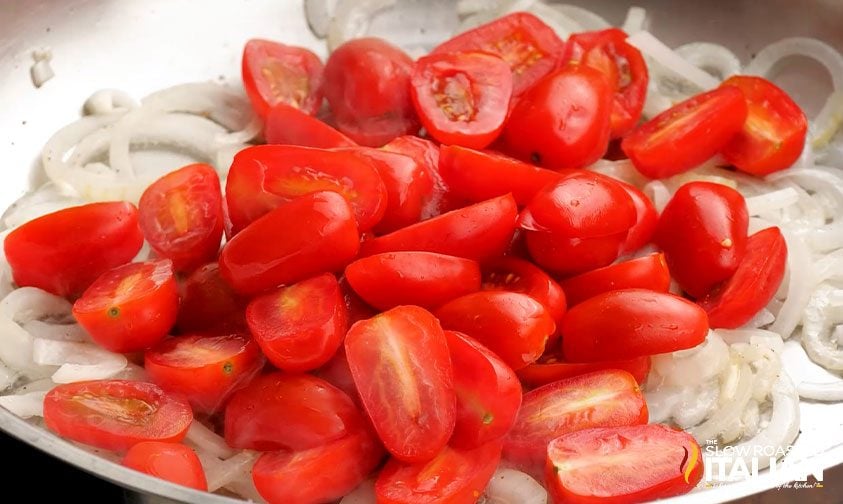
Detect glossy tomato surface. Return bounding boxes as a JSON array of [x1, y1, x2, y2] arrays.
[[618, 180, 658, 254], [242, 39, 324, 117], [176, 262, 247, 334], [517, 355, 652, 389], [560, 253, 671, 306], [265, 103, 356, 149], [122, 442, 208, 491]]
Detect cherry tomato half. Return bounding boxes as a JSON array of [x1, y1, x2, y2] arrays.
[[122, 442, 208, 491], [242, 39, 324, 117], [517, 355, 652, 389], [265, 103, 356, 149], [618, 180, 658, 254], [44, 380, 193, 452], [315, 346, 361, 406], [176, 262, 247, 334], [560, 253, 671, 306]]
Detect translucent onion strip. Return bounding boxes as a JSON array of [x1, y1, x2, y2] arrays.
[[627, 31, 721, 90], [676, 42, 742, 80]]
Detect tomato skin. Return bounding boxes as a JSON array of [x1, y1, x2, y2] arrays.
[[265, 103, 356, 149], [72, 260, 179, 353], [315, 347, 361, 405], [501, 65, 612, 170], [446, 331, 522, 449], [345, 306, 455, 463], [225, 144, 386, 234], [700, 226, 787, 329], [219, 191, 360, 296], [546, 424, 703, 504], [43, 380, 193, 452], [253, 428, 384, 504], [618, 181, 658, 254], [560, 253, 671, 306], [438, 145, 563, 205], [323, 38, 418, 146], [621, 86, 749, 178], [122, 442, 208, 491], [721, 76, 808, 175], [144, 333, 264, 414], [360, 194, 517, 263], [4, 202, 143, 298], [345, 252, 481, 311], [655, 182, 749, 299], [517, 355, 651, 389], [224, 372, 364, 451], [431, 12, 565, 97], [503, 370, 648, 472], [138, 163, 223, 273], [242, 39, 324, 117], [176, 262, 247, 334], [561, 289, 709, 362], [435, 291, 555, 370], [411, 52, 513, 149], [246, 273, 347, 372], [376, 441, 502, 504]]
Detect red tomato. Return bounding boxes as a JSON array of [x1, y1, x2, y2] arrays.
[[560, 253, 671, 306], [345, 306, 455, 463], [176, 262, 247, 334], [546, 424, 703, 503], [315, 347, 361, 406], [144, 333, 264, 413], [72, 260, 179, 353], [219, 191, 360, 296], [360, 194, 517, 263], [563, 28, 649, 137], [618, 180, 658, 254], [4, 202, 143, 298], [501, 65, 612, 170], [376, 441, 502, 504], [122, 442, 207, 491], [700, 226, 787, 328], [438, 145, 563, 205], [503, 370, 648, 471], [655, 181, 749, 299], [253, 429, 385, 504], [435, 291, 555, 370], [339, 275, 379, 325], [721, 76, 808, 175], [323, 38, 418, 146], [621, 86, 749, 178], [446, 331, 522, 449], [246, 273, 347, 372], [561, 289, 709, 362], [224, 372, 364, 451], [431, 12, 565, 96], [138, 163, 223, 272], [410, 52, 513, 149], [225, 144, 386, 234], [265, 103, 356, 148], [241, 39, 324, 117], [517, 355, 652, 389], [345, 252, 481, 311], [43, 380, 193, 452]]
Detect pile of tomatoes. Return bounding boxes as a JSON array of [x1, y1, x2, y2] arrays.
[[3, 11, 804, 504]]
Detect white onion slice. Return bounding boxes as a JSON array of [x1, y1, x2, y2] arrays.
[[186, 421, 236, 460], [339, 479, 376, 504], [31, 339, 127, 383], [0, 361, 18, 392], [797, 380, 843, 401], [627, 31, 720, 90], [305, 0, 337, 38], [744, 37, 843, 92], [691, 364, 753, 442], [676, 42, 742, 80], [745, 188, 800, 216], [327, 0, 397, 52], [30, 59, 54, 88], [642, 180, 670, 212], [0, 390, 48, 418], [0, 286, 73, 324], [483, 467, 548, 504], [811, 90, 843, 148], [621, 6, 648, 34], [769, 227, 814, 339], [22, 320, 89, 342], [84, 89, 139, 115], [203, 450, 258, 492], [651, 332, 729, 387]]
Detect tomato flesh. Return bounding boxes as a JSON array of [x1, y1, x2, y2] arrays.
[[176, 262, 247, 334], [122, 441, 208, 491], [242, 39, 324, 117], [265, 103, 356, 149], [618, 180, 658, 254], [560, 253, 671, 307], [517, 355, 652, 389]]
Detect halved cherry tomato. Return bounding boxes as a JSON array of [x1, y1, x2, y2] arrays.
[[219, 191, 360, 296], [431, 12, 565, 96], [43, 380, 193, 452], [345, 306, 455, 463], [339, 275, 379, 325], [224, 373, 364, 451], [323, 38, 418, 146], [655, 181, 749, 299], [438, 145, 563, 205], [546, 424, 703, 503], [144, 333, 264, 413], [435, 291, 555, 370], [360, 194, 517, 263], [4, 202, 143, 298], [253, 429, 385, 504], [265, 103, 356, 148], [242, 39, 324, 117], [315, 347, 361, 406], [176, 262, 247, 334], [563, 28, 649, 137], [721, 75, 808, 175], [561, 289, 709, 362], [138, 163, 223, 272], [501, 65, 612, 170], [122, 442, 208, 491], [700, 226, 787, 328], [72, 260, 179, 353], [345, 252, 481, 311], [446, 331, 522, 449], [622, 86, 749, 178], [503, 370, 648, 471], [410, 52, 513, 149], [517, 355, 652, 389], [560, 253, 671, 306], [246, 273, 348, 372], [376, 440, 502, 504], [225, 144, 387, 234], [618, 180, 658, 254]]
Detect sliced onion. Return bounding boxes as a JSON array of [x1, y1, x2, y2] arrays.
[[769, 227, 814, 339], [327, 0, 398, 52], [621, 6, 648, 34], [31, 339, 127, 383], [798, 380, 843, 401], [0, 287, 73, 324], [0, 390, 48, 418], [691, 363, 753, 442], [0, 361, 18, 392], [0, 316, 50, 376], [652, 332, 730, 387], [203, 450, 258, 492], [811, 91, 843, 148], [83, 89, 139, 116], [483, 467, 548, 504], [22, 320, 89, 342], [586, 158, 649, 187], [676, 42, 742, 80], [186, 421, 236, 460], [30, 59, 54, 88], [627, 31, 721, 90], [801, 285, 843, 370], [642, 180, 671, 212], [305, 0, 338, 38], [741, 308, 776, 329], [744, 37, 843, 92], [745, 187, 799, 216], [340, 479, 377, 504]]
